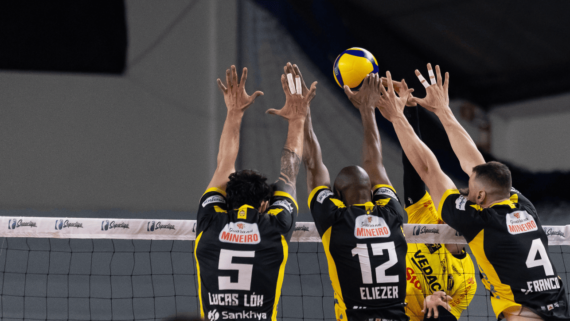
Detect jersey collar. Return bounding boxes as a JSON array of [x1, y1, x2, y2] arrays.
[[352, 201, 375, 213]]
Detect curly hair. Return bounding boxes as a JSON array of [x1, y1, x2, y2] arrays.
[[226, 169, 272, 210]]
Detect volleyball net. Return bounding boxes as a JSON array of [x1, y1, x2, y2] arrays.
[[0, 216, 568, 321]]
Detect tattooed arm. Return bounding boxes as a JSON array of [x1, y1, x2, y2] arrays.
[[267, 62, 318, 199]]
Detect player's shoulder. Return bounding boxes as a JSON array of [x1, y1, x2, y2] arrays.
[[373, 184, 404, 216], [308, 186, 346, 210], [199, 187, 227, 210]]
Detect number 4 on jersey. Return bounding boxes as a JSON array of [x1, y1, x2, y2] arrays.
[[526, 238, 554, 276], [352, 241, 399, 284]]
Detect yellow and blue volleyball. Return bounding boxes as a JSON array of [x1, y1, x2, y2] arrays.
[[333, 47, 379, 90]]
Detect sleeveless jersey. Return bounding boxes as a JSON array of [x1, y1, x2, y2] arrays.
[[437, 187, 569, 320], [404, 192, 477, 321], [308, 184, 408, 321], [195, 187, 298, 321]]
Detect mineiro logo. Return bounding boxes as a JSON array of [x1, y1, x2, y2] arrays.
[[354, 215, 390, 239], [8, 219, 37, 229], [55, 219, 83, 230], [147, 221, 176, 232], [219, 222, 261, 244], [506, 211, 537, 235], [101, 220, 130, 231]]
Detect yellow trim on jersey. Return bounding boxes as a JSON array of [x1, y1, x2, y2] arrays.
[[213, 205, 227, 213], [194, 232, 205, 318], [322, 227, 347, 320], [510, 193, 519, 203], [437, 189, 460, 221], [372, 184, 396, 193], [353, 201, 374, 212], [330, 198, 346, 208], [405, 192, 439, 225], [490, 200, 516, 209], [271, 235, 289, 321], [469, 230, 520, 318], [376, 198, 390, 207], [308, 186, 329, 208], [267, 208, 283, 216], [203, 187, 226, 197], [273, 191, 299, 212], [470, 204, 483, 211]]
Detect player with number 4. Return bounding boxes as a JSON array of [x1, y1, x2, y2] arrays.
[[377, 64, 570, 321]]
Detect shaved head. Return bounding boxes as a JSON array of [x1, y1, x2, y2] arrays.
[[333, 166, 371, 205]]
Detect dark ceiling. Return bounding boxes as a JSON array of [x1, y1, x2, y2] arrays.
[[257, 0, 570, 110]]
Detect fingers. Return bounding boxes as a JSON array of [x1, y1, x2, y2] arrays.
[[240, 67, 248, 87], [265, 108, 280, 115], [226, 69, 232, 88], [415, 70, 429, 89], [307, 81, 318, 100], [444, 71, 449, 95], [435, 65, 442, 87], [231, 65, 238, 88], [427, 63, 436, 86], [216, 78, 227, 94], [281, 74, 290, 94], [386, 71, 395, 95], [343, 84, 351, 97], [295, 76, 302, 95], [433, 306, 439, 319], [286, 73, 296, 95], [293, 64, 307, 89], [250, 91, 264, 101], [379, 79, 388, 97]]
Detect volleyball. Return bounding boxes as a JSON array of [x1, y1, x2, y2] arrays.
[[333, 47, 379, 89]]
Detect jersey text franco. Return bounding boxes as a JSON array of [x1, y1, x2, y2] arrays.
[[195, 187, 298, 321], [404, 192, 477, 321], [436, 187, 570, 320], [308, 184, 408, 321]]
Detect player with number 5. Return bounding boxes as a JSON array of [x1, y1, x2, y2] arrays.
[[195, 64, 316, 321]]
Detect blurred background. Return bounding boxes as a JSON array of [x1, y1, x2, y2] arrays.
[[0, 0, 569, 223]]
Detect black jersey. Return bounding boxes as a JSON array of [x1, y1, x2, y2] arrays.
[[195, 187, 298, 321], [309, 184, 408, 321], [437, 187, 569, 320]]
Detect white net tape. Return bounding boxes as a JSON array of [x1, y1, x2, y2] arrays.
[[1, 216, 568, 245]]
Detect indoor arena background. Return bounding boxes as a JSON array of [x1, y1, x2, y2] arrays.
[[0, 1, 569, 320]]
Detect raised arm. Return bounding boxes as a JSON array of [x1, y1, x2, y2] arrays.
[[267, 63, 317, 199], [344, 74, 391, 187], [303, 105, 330, 192], [207, 66, 263, 191], [412, 63, 485, 176], [376, 71, 455, 209]]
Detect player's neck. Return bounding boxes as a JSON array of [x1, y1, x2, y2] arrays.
[[344, 191, 371, 206], [485, 196, 510, 208]]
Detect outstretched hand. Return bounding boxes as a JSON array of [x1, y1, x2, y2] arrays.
[[411, 63, 449, 114], [380, 78, 417, 107], [422, 291, 453, 319], [376, 71, 414, 122], [344, 73, 382, 112], [217, 65, 263, 113], [266, 62, 317, 122]]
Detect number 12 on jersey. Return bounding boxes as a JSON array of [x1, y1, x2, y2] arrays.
[[352, 241, 399, 284]]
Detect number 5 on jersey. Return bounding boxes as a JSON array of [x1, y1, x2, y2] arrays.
[[352, 241, 399, 284]]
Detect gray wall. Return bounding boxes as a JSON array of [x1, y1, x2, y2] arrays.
[[0, 0, 236, 212]]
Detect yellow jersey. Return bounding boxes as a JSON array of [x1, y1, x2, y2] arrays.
[[404, 192, 477, 321]]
